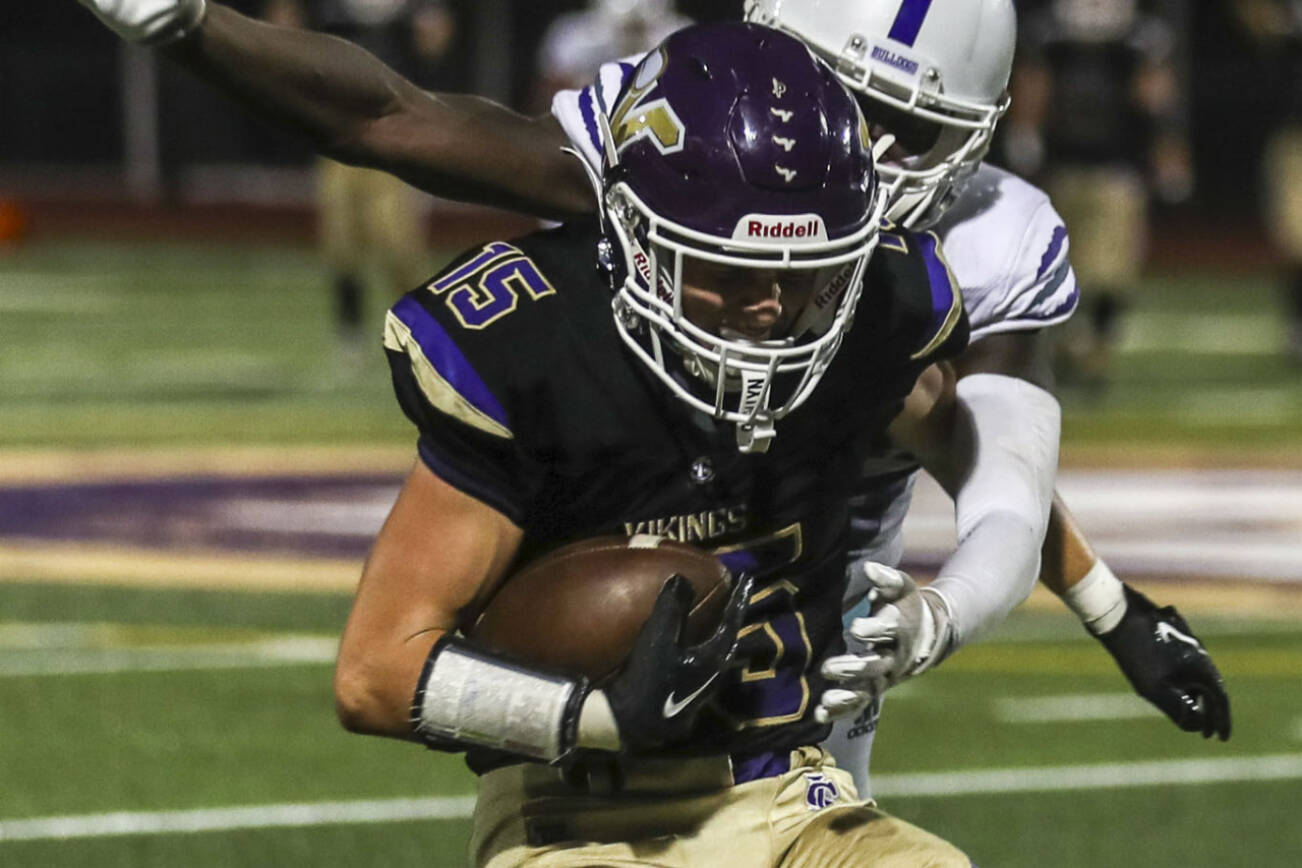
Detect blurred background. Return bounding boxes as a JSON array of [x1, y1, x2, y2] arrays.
[[1, 1, 1300, 866]]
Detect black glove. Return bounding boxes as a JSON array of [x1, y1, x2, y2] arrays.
[[603, 572, 753, 753], [1097, 585, 1231, 741]]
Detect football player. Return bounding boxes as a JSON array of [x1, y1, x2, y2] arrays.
[[1232, 0, 1302, 363], [339, 25, 981, 865], [1004, 0, 1193, 389], [731, 0, 1226, 795], [76, 0, 1230, 788]]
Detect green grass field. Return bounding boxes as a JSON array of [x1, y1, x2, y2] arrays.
[[2, 581, 1299, 866], [2, 239, 1301, 866], [2, 240, 1300, 453]]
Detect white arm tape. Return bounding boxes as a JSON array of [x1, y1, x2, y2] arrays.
[[929, 374, 1060, 647], [411, 637, 584, 762], [1062, 559, 1127, 635]]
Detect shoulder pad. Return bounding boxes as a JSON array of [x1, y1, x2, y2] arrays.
[[870, 228, 967, 363]]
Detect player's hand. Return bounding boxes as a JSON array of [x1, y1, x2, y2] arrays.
[[816, 563, 951, 722], [602, 572, 752, 753], [1097, 584, 1231, 741], [77, 0, 208, 45]]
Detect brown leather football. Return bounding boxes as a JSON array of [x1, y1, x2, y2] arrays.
[[469, 534, 734, 683]]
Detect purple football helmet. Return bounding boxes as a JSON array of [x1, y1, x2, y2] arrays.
[[600, 22, 887, 452]]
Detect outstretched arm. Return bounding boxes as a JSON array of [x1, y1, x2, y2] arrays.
[[78, 0, 596, 220], [819, 354, 1056, 721], [962, 331, 1231, 740]]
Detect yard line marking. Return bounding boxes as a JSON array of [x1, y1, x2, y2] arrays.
[[873, 754, 1302, 798], [0, 796, 476, 842], [994, 694, 1162, 723], [5, 755, 1302, 841], [0, 653, 333, 678], [0, 625, 338, 677], [0, 639, 337, 677]]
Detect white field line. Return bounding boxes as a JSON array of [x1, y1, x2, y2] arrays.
[[4, 755, 1302, 842], [872, 754, 1302, 798], [0, 625, 337, 677], [0, 649, 336, 678], [0, 796, 476, 843], [994, 693, 1163, 723]]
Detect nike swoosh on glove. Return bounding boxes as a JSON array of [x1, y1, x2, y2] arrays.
[[1098, 585, 1231, 741], [602, 572, 752, 753]]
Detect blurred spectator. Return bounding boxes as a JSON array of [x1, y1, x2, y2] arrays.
[[531, 0, 691, 112], [1005, 0, 1192, 390], [1232, 0, 1302, 364], [264, 0, 456, 374]]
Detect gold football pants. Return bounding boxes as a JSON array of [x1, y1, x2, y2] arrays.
[[316, 158, 429, 293], [469, 746, 970, 867], [1047, 165, 1147, 291]]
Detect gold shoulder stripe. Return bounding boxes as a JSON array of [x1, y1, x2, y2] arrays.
[[910, 230, 964, 361], [383, 311, 514, 440]]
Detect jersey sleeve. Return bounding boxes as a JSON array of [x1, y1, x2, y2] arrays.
[[383, 246, 544, 525], [969, 197, 1078, 340], [550, 56, 641, 174], [874, 229, 970, 366]]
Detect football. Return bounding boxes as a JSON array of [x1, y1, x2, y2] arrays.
[[469, 534, 734, 683]]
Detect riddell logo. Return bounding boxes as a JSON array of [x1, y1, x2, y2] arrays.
[[633, 250, 673, 302], [732, 214, 828, 242]]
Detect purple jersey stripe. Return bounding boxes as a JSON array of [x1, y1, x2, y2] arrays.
[[391, 294, 510, 429], [732, 750, 791, 784], [1000, 265, 1078, 328], [578, 86, 604, 158], [1035, 225, 1068, 282], [887, 0, 935, 47], [1027, 259, 1074, 311], [605, 62, 636, 113], [917, 232, 958, 337]]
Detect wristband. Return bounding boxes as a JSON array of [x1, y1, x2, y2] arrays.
[[1062, 559, 1127, 635], [410, 636, 587, 762]]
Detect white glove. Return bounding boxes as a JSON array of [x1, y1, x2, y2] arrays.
[[77, 0, 208, 45], [816, 563, 953, 722]]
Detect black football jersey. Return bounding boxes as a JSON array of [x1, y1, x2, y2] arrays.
[[1021, 1, 1177, 167], [384, 218, 967, 769]]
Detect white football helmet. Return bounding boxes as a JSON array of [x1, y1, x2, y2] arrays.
[[745, 0, 1017, 230]]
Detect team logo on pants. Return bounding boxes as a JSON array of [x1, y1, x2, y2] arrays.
[[804, 772, 840, 810]]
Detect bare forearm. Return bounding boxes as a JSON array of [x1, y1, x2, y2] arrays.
[[166, 4, 594, 219], [166, 5, 412, 159], [1039, 493, 1099, 595]]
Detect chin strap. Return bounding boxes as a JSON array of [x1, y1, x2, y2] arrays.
[[735, 419, 775, 453]]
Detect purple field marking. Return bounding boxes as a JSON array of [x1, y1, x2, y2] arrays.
[[0, 474, 403, 560]]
